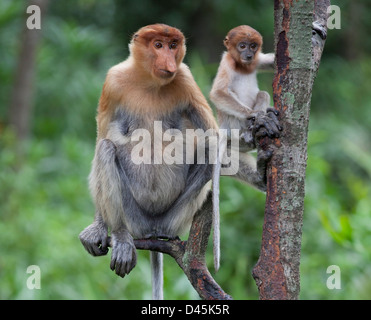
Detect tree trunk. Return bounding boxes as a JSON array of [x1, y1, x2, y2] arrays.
[[9, 0, 48, 141], [252, 0, 330, 300]]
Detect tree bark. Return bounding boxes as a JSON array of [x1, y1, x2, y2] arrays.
[[9, 0, 48, 141], [252, 0, 330, 300]]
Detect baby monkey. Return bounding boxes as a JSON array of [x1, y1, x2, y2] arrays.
[[210, 25, 282, 271]]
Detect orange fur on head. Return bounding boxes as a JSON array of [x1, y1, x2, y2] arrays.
[[224, 25, 262, 74], [96, 24, 217, 138], [129, 24, 186, 85]]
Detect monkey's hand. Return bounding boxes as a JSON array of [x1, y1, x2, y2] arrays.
[[79, 220, 109, 256], [249, 108, 282, 141], [110, 230, 137, 278]]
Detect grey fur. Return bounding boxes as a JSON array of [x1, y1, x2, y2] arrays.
[[79, 104, 214, 299]]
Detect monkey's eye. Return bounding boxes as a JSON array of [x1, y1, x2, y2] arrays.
[[250, 43, 257, 50], [154, 41, 163, 49], [239, 43, 247, 50], [169, 42, 178, 49]]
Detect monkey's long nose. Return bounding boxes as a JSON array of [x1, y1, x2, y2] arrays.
[[158, 59, 177, 78], [165, 59, 177, 74], [160, 69, 175, 77]]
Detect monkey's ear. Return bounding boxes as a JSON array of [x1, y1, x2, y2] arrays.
[[223, 37, 229, 48]]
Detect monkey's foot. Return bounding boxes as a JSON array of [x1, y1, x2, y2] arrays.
[[239, 131, 256, 150], [79, 222, 109, 256], [110, 231, 137, 278], [253, 148, 274, 192]]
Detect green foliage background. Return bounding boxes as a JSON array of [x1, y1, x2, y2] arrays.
[[1, 0, 371, 299]]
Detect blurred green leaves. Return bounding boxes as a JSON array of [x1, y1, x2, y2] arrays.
[[1, 0, 371, 300]]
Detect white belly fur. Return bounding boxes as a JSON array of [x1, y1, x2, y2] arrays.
[[229, 71, 259, 110]]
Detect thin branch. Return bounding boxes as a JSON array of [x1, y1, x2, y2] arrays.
[[109, 193, 231, 300], [181, 193, 232, 300]]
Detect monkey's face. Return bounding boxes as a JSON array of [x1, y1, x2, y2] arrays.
[[235, 40, 260, 64], [130, 24, 186, 84], [224, 25, 262, 70], [150, 36, 184, 81]]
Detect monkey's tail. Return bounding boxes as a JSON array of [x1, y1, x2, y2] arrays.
[[150, 251, 164, 300], [212, 163, 221, 273], [212, 135, 227, 273]]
